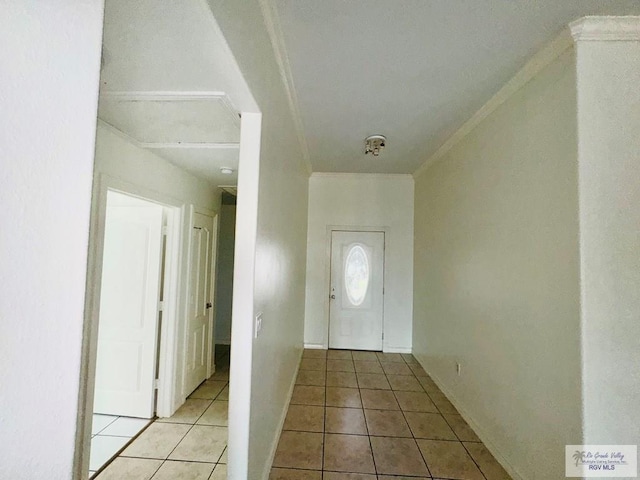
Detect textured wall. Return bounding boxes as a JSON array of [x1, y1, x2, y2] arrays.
[[0, 2, 105, 478], [413, 50, 582, 479], [576, 36, 640, 447], [304, 174, 414, 352]]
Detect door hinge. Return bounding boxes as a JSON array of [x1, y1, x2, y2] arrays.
[[162, 225, 168, 236], [158, 300, 164, 312], [154, 379, 160, 390]]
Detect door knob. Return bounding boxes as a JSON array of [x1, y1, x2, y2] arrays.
[[330, 294, 336, 300], [206, 302, 212, 309]]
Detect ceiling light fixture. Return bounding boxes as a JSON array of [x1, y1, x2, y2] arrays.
[[364, 135, 386, 156], [220, 167, 234, 175]]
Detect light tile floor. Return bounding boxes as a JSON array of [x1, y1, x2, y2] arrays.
[[270, 349, 513, 480], [90, 415, 152, 475], [94, 346, 230, 480]]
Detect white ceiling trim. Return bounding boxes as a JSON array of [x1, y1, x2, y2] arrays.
[[570, 16, 640, 41], [311, 172, 414, 180], [220, 185, 238, 196], [100, 91, 227, 99], [413, 28, 574, 179], [99, 90, 240, 128], [141, 143, 239, 149], [258, 0, 313, 176], [97, 119, 241, 151], [97, 118, 146, 148]]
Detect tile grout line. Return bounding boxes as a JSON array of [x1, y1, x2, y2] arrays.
[[158, 372, 229, 480], [354, 352, 381, 478], [91, 418, 155, 479], [91, 414, 120, 436], [146, 457, 165, 480], [458, 436, 489, 480], [322, 350, 328, 479], [94, 350, 231, 479], [413, 359, 490, 480], [208, 348, 231, 480], [151, 364, 230, 477], [293, 350, 496, 480], [121, 455, 221, 465], [381, 353, 433, 479]]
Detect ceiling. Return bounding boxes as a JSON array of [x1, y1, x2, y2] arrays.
[[98, 1, 640, 180], [98, 0, 256, 188], [272, 0, 640, 174]]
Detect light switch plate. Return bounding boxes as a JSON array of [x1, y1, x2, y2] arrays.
[[255, 312, 263, 338]]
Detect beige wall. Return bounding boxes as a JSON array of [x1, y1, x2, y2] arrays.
[[207, 2, 310, 479], [413, 49, 582, 479], [304, 173, 414, 351], [576, 38, 640, 445]]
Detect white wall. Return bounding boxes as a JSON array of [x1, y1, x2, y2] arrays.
[[95, 124, 219, 212], [575, 35, 640, 446], [0, 2, 105, 478], [413, 48, 582, 480], [206, 2, 310, 479], [305, 173, 414, 352], [214, 203, 236, 345]]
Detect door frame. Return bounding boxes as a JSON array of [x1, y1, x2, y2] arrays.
[[208, 213, 219, 376], [324, 225, 388, 350], [76, 173, 184, 477]]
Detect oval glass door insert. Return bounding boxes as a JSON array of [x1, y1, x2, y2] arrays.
[[344, 244, 370, 306]]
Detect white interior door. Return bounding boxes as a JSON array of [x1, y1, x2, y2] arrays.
[[94, 192, 164, 418], [183, 211, 214, 396], [329, 231, 385, 351]]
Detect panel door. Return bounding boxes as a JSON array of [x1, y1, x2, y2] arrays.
[[183, 211, 214, 396], [329, 231, 385, 351], [94, 196, 164, 418]]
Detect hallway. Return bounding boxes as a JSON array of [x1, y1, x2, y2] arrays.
[[93, 346, 230, 479], [271, 349, 511, 480]]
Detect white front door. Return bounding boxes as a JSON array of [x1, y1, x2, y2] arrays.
[[183, 211, 214, 396], [329, 230, 385, 351], [94, 193, 164, 418]]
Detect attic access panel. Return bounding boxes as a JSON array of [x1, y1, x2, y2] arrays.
[[98, 94, 241, 144]]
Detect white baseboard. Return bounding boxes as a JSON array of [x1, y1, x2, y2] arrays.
[[384, 346, 412, 354], [261, 348, 303, 480], [414, 354, 525, 480], [303, 344, 411, 354]]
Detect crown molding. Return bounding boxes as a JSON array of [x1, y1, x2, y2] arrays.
[[140, 142, 239, 150], [570, 16, 640, 42], [99, 91, 227, 100], [97, 118, 143, 146], [258, 0, 313, 176], [311, 172, 414, 180], [413, 28, 574, 179]]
